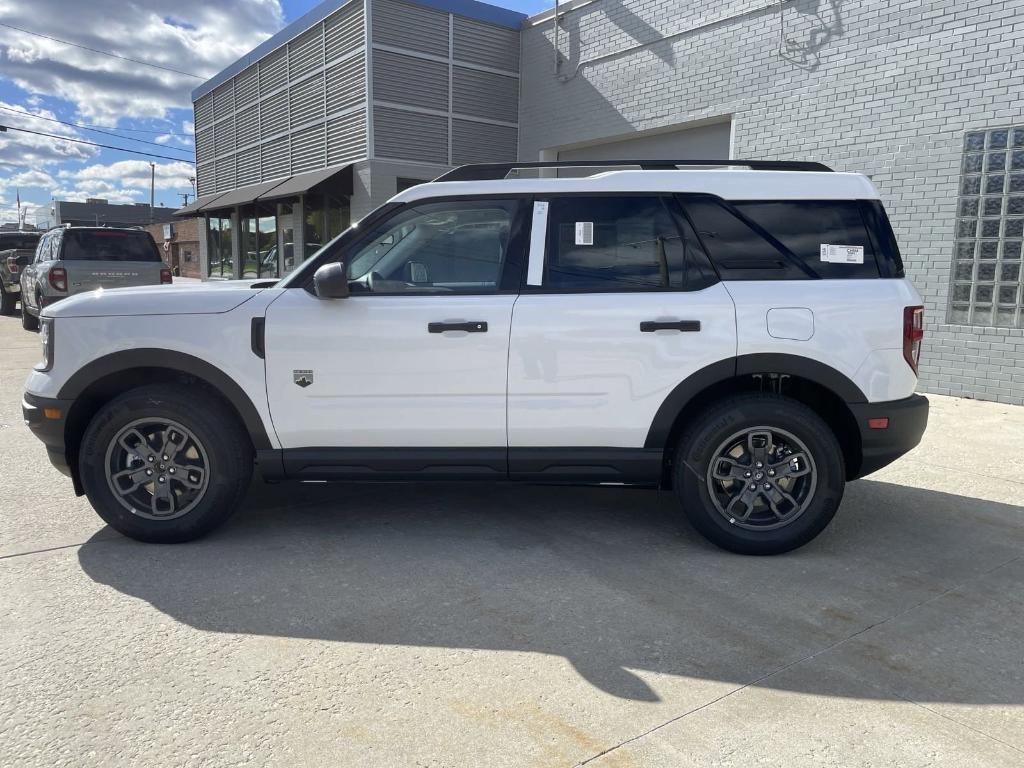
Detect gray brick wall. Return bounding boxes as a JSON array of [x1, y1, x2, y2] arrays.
[[519, 0, 1024, 405]]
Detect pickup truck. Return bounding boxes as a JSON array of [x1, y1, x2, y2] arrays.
[[0, 230, 41, 315]]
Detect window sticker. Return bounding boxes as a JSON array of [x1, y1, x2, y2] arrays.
[[527, 201, 549, 286], [575, 221, 594, 246], [820, 244, 865, 264]]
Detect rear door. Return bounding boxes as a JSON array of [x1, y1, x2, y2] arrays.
[[507, 195, 737, 478], [59, 229, 165, 294]]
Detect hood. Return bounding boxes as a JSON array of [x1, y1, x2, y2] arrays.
[[43, 281, 267, 318]]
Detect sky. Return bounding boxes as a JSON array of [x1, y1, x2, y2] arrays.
[[0, 0, 547, 227]]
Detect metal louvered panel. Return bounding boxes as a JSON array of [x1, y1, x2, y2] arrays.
[[214, 116, 235, 156], [327, 112, 366, 165], [452, 67, 518, 123], [288, 25, 324, 80], [194, 94, 214, 129], [236, 146, 261, 186], [195, 128, 215, 164], [373, 50, 447, 111], [215, 155, 236, 193], [213, 82, 234, 119], [325, 54, 365, 112], [261, 137, 290, 181], [259, 47, 288, 94], [234, 65, 259, 107], [235, 104, 260, 148], [373, 106, 447, 163], [324, 1, 363, 61], [451, 118, 517, 164], [291, 123, 326, 173], [196, 162, 215, 196], [289, 73, 325, 128], [453, 18, 520, 72], [372, 0, 448, 58], [260, 90, 289, 137]]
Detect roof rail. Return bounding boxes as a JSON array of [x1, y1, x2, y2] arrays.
[[434, 159, 833, 182]]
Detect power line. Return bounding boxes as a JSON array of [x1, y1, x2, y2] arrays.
[[0, 124, 196, 163], [0, 21, 205, 79], [0, 106, 193, 153], [0, 104, 193, 137]]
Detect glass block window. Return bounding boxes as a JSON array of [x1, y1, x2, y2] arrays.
[[950, 126, 1024, 327]]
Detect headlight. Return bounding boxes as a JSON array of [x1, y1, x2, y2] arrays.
[[36, 318, 54, 372]]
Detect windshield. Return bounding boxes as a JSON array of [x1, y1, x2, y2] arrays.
[[61, 229, 162, 262]]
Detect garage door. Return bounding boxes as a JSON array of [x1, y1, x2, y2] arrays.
[[556, 121, 732, 165]]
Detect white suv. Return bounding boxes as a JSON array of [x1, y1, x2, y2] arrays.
[[22, 160, 929, 555]]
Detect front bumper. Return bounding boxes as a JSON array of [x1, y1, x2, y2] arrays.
[[22, 392, 75, 481], [849, 394, 929, 478]]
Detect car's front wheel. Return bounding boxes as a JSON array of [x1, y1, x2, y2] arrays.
[[672, 393, 845, 555], [79, 384, 253, 543]]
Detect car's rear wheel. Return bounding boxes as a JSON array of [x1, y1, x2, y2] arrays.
[[21, 299, 38, 330], [0, 284, 16, 316], [672, 393, 845, 555], [79, 385, 252, 543]]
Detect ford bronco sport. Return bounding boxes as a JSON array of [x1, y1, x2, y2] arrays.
[[22, 160, 928, 555]]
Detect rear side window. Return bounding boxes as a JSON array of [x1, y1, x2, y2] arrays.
[[0, 233, 40, 250], [680, 197, 885, 279], [61, 230, 162, 262], [542, 196, 687, 291]]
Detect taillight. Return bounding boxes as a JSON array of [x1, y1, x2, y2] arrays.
[[160, 268, 172, 284], [903, 305, 924, 375], [49, 267, 67, 292], [6, 256, 17, 274]]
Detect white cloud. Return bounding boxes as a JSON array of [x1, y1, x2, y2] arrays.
[[0, 100, 96, 168], [182, 121, 195, 136], [50, 159, 195, 203], [0, 0, 284, 124]]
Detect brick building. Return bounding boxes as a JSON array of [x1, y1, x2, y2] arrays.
[[144, 218, 203, 279], [188, 0, 1024, 404]]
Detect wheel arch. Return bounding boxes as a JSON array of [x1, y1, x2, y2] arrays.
[[647, 354, 866, 485], [59, 350, 271, 493]]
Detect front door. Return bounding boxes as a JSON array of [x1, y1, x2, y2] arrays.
[[263, 198, 529, 477]]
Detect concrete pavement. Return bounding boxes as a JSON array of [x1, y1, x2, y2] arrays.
[[1, 313, 1022, 767]]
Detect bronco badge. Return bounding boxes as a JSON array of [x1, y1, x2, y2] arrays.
[[293, 369, 314, 388]]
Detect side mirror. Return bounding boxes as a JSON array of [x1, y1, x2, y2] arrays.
[[313, 261, 350, 299], [15, 255, 31, 267]]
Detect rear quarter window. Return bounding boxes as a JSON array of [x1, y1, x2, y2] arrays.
[[61, 230, 162, 262], [680, 197, 893, 280]]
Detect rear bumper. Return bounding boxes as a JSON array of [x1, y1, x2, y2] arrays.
[[22, 392, 76, 482], [849, 394, 929, 478]]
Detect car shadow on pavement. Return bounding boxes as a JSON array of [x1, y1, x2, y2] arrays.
[[77, 478, 1024, 703]]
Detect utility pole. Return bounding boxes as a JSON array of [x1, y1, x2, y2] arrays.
[[178, 192, 191, 207], [149, 162, 155, 224]]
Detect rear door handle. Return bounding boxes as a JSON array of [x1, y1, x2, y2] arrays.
[[428, 321, 488, 333], [640, 320, 701, 332]]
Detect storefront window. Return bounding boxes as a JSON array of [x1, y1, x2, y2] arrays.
[[240, 205, 279, 279], [279, 202, 296, 273], [207, 216, 234, 278], [303, 194, 351, 262]]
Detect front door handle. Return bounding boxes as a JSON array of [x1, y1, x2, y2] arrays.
[[640, 320, 701, 332], [428, 321, 488, 333]]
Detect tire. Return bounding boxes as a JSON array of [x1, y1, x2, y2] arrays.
[[79, 384, 253, 543], [672, 393, 845, 555], [0, 284, 15, 316], [21, 298, 38, 331]]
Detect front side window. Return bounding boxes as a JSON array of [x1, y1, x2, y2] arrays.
[[345, 200, 521, 294], [542, 196, 688, 291]]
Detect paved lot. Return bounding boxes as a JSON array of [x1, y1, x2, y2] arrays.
[[2, 312, 1023, 767]]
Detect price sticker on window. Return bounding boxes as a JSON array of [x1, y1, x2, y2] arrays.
[[575, 221, 594, 246], [820, 244, 864, 264]]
